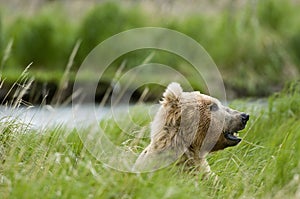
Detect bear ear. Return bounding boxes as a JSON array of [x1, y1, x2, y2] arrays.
[[161, 82, 183, 104]]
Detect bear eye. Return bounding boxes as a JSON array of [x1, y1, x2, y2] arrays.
[[210, 103, 219, 111]]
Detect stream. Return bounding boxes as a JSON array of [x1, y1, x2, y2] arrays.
[[0, 99, 266, 130], [0, 104, 111, 129]]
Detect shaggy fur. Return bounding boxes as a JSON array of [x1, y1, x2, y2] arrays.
[[134, 83, 249, 177]]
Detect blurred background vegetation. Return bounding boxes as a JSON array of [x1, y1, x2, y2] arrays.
[[1, 0, 300, 103]]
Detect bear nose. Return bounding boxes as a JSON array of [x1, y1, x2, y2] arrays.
[[241, 113, 249, 125]]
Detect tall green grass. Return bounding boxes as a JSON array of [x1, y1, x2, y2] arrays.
[[1, 82, 300, 198]]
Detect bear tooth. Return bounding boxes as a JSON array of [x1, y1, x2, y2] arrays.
[[233, 132, 239, 137]]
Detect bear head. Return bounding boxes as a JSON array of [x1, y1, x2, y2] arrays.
[[150, 82, 250, 155]]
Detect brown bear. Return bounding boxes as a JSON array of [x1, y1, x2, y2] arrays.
[[133, 82, 249, 177]]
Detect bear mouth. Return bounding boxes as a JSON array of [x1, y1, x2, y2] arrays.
[[223, 131, 242, 143]]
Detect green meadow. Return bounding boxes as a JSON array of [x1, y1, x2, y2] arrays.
[[0, 83, 300, 199], [1, 0, 300, 198]]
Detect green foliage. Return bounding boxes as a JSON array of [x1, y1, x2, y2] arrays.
[[76, 3, 149, 66], [1, 86, 300, 198], [288, 27, 300, 64], [257, 0, 292, 31], [1, 1, 300, 97], [191, 5, 289, 96], [9, 6, 75, 69], [0, 13, 3, 64], [268, 81, 300, 120]]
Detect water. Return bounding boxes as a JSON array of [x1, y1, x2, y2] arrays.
[[0, 104, 111, 129], [0, 99, 266, 130]]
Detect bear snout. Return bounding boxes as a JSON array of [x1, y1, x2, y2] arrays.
[[241, 113, 250, 125]]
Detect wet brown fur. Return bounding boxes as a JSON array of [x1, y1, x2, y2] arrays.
[[134, 83, 247, 177]]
